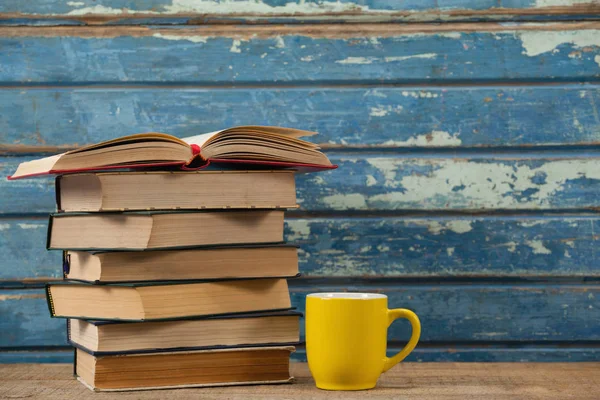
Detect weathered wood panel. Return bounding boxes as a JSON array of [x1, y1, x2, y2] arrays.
[[1, 87, 600, 151], [299, 156, 600, 211], [1, 1, 599, 24], [5, 155, 600, 212], [0, 219, 58, 280], [2, 346, 600, 363], [1, 25, 600, 83], [2, 216, 599, 280], [0, 291, 67, 346], [287, 217, 600, 277], [1, 285, 598, 347]]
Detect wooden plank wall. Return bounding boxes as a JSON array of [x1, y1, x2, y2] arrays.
[[1, 1, 600, 363]]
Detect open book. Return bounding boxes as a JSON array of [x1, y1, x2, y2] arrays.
[[8, 126, 335, 179]]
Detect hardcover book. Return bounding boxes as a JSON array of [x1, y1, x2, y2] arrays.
[[46, 279, 292, 321], [63, 245, 299, 283], [56, 170, 297, 212], [75, 346, 295, 391], [47, 210, 285, 250], [8, 125, 335, 179], [68, 310, 301, 355]]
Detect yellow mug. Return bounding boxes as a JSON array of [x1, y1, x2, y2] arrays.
[[306, 293, 421, 391]]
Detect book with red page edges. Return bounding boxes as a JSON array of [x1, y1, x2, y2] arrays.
[[8, 126, 336, 180]]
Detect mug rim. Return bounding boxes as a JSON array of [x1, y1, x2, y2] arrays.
[[307, 292, 387, 300]]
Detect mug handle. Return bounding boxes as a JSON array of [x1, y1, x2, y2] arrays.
[[382, 308, 421, 372]]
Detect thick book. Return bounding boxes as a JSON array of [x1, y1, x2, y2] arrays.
[[46, 279, 291, 321], [47, 210, 284, 250], [68, 310, 301, 355], [64, 245, 298, 283], [8, 126, 336, 180], [75, 346, 294, 391], [56, 170, 297, 212]]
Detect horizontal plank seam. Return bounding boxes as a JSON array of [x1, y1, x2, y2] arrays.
[[0, 81, 599, 89], [1, 21, 600, 38], [1, 278, 599, 290], [2, 16, 600, 27]]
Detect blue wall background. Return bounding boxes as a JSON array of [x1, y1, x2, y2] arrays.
[[1, 0, 600, 362]]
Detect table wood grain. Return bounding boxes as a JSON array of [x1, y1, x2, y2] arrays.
[[1, 363, 598, 399]]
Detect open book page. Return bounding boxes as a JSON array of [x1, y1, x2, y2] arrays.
[[182, 126, 317, 149]]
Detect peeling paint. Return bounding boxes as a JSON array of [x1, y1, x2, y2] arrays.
[[229, 39, 243, 53], [66, 4, 127, 15], [336, 54, 437, 65], [0, 294, 45, 300], [381, 131, 461, 146], [519, 221, 549, 228], [595, 55, 600, 68], [364, 158, 600, 209], [152, 33, 209, 43], [518, 30, 600, 57], [409, 220, 473, 235], [286, 220, 311, 241], [446, 247, 455, 256], [62, 0, 380, 16], [526, 240, 552, 255], [321, 193, 368, 209], [365, 175, 377, 186], [274, 36, 286, 49], [0, 223, 9, 231], [506, 242, 517, 253], [66, 1, 85, 6], [534, 0, 593, 7], [369, 105, 403, 117], [401, 91, 439, 98], [17, 223, 43, 230], [473, 332, 509, 337], [335, 57, 374, 65], [384, 53, 437, 62], [300, 56, 314, 62], [163, 0, 375, 15]]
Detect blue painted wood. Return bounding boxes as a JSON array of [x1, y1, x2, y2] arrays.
[[1, 87, 599, 149], [1, 1, 598, 25], [0, 219, 58, 280], [0, 350, 73, 363], [286, 217, 600, 277], [2, 346, 600, 363], [0, 291, 67, 346], [1, 216, 599, 280], [0, 1, 579, 15], [292, 346, 600, 362], [5, 155, 600, 212], [1, 26, 599, 83], [0, 285, 598, 347]]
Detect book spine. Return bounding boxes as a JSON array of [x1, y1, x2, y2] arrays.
[[55, 175, 62, 212], [62, 251, 70, 278], [44, 285, 56, 317], [46, 215, 54, 250]]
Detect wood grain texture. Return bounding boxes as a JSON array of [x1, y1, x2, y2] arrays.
[[2, 216, 600, 279], [1, 87, 600, 150], [1, 363, 600, 399], [3, 346, 600, 364], [1, 284, 598, 347], [6, 155, 600, 212], [1, 0, 599, 24], [1, 25, 600, 83]]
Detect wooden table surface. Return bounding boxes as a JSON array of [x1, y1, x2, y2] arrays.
[[1, 363, 599, 399]]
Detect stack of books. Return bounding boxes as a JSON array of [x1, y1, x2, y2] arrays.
[[9, 126, 335, 391]]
